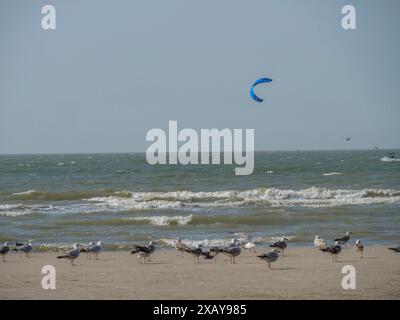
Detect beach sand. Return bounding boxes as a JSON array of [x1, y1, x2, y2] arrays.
[[1, 246, 399, 300]]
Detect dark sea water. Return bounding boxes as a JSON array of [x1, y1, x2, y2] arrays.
[[0, 150, 399, 250]]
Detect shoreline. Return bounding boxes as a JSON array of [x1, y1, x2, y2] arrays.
[[1, 245, 399, 300]]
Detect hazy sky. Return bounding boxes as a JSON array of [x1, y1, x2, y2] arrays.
[[1, 0, 399, 154]]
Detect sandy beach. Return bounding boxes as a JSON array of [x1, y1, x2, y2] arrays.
[[1, 246, 399, 300]]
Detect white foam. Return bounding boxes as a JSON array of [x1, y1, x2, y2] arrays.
[[322, 172, 342, 176], [11, 190, 37, 196], [380, 156, 400, 162], [126, 214, 192, 226], [85, 187, 400, 209]]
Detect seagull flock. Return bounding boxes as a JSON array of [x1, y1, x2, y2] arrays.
[[1, 232, 399, 270]]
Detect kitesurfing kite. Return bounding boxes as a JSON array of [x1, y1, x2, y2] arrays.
[[250, 77, 273, 103]]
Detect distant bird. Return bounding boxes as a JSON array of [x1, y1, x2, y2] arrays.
[[13, 240, 33, 258], [258, 249, 280, 270], [345, 137, 351, 142], [388, 246, 400, 253], [321, 241, 342, 262], [56, 243, 81, 266], [131, 241, 156, 264], [314, 235, 328, 250], [81, 241, 104, 260], [174, 237, 188, 257], [354, 240, 364, 259], [334, 231, 352, 248], [0, 242, 12, 262], [220, 246, 241, 264], [270, 237, 288, 256]]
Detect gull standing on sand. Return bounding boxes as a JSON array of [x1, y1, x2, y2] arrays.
[[80, 241, 95, 259], [234, 233, 257, 253], [0, 242, 12, 262], [82, 241, 104, 260], [13, 240, 33, 258], [321, 241, 342, 262], [334, 232, 352, 248], [314, 235, 328, 250], [388, 246, 400, 253], [270, 237, 288, 256], [258, 249, 280, 270], [56, 243, 81, 266], [221, 246, 241, 264], [354, 240, 364, 258], [184, 244, 213, 263], [175, 237, 188, 257], [131, 241, 156, 264]]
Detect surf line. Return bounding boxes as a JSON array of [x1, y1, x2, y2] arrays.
[[145, 121, 254, 175]]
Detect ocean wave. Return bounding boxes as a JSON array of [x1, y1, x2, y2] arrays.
[[126, 215, 193, 226], [10, 189, 121, 201], [0, 203, 32, 217], [380, 156, 400, 162], [86, 187, 400, 209], [322, 172, 342, 176], [0, 203, 56, 217]]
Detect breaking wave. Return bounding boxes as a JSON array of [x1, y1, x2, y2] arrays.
[[380, 156, 400, 162], [86, 187, 400, 209], [125, 215, 193, 226]]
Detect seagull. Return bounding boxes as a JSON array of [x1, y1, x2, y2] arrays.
[[13, 240, 33, 258], [258, 249, 280, 270], [81, 241, 104, 260], [314, 235, 328, 250], [210, 246, 223, 261], [0, 242, 12, 262], [56, 243, 81, 266], [242, 241, 256, 253], [388, 246, 400, 253], [354, 240, 364, 258], [131, 241, 156, 264], [321, 241, 342, 262], [80, 241, 95, 259], [175, 237, 188, 257], [234, 234, 257, 253], [220, 246, 241, 264], [184, 244, 212, 263], [334, 231, 352, 248], [269, 237, 288, 256]]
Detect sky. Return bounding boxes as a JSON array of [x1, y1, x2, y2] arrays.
[[1, 0, 399, 154]]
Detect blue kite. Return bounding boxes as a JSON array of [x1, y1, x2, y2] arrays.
[[250, 77, 273, 103]]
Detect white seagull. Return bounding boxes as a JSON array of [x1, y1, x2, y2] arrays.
[[57, 243, 81, 266], [314, 235, 328, 250], [354, 239, 364, 259], [82, 241, 104, 260]]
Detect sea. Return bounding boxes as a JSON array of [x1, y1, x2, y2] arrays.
[[0, 150, 399, 250]]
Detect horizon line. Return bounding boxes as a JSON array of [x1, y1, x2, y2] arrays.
[[0, 148, 399, 156]]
